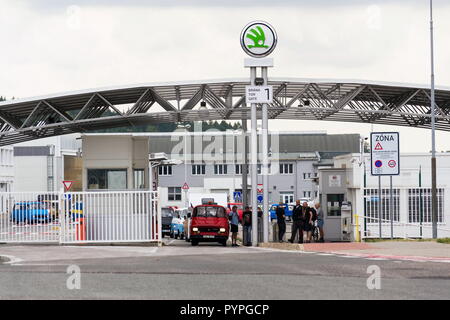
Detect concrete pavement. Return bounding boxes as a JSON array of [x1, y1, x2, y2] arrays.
[[0, 239, 449, 299]]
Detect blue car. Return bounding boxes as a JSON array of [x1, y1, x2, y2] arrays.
[[11, 202, 51, 224], [269, 204, 294, 221]]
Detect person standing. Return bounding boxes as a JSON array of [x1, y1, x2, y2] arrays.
[[289, 200, 304, 243], [301, 201, 313, 243], [276, 202, 286, 242], [242, 206, 252, 246], [229, 205, 240, 247], [315, 203, 325, 242]]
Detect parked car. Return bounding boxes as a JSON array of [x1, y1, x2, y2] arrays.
[[189, 204, 229, 246], [269, 203, 294, 221], [161, 207, 175, 237], [11, 202, 51, 224]]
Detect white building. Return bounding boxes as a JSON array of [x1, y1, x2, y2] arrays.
[[0, 146, 14, 192], [13, 134, 81, 192], [332, 152, 450, 238]]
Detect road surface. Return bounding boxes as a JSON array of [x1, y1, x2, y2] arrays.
[[1, 239, 449, 300]]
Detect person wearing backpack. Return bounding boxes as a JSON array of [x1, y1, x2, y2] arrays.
[[229, 205, 240, 247], [242, 206, 252, 246]]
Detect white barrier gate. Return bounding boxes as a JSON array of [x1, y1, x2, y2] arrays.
[[0, 191, 160, 244]]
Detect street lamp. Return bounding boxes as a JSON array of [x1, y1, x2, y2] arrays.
[[430, 0, 438, 238]]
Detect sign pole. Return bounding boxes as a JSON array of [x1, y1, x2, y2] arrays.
[[390, 175, 393, 239], [250, 66, 258, 247], [241, 20, 277, 246], [378, 176, 382, 239], [242, 119, 249, 209], [419, 166, 423, 238], [262, 66, 269, 243]]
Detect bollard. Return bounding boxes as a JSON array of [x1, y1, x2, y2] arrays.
[[354, 214, 361, 242], [76, 218, 86, 241], [272, 222, 279, 242]]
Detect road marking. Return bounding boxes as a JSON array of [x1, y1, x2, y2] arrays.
[[0, 255, 23, 265]]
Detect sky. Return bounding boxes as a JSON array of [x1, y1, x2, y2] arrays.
[[1, 0, 450, 153]]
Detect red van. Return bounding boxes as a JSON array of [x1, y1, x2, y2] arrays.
[[190, 205, 229, 246]]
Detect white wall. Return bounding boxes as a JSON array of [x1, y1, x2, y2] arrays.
[[0, 147, 14, 191], [335, 153, 450, 238], [14, 156, 47, 192]]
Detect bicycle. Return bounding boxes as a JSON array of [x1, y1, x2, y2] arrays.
[[312, 220, 320, 242]]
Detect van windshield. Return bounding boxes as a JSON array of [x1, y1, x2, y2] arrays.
[[161, 208, 174, 217], [194, 206, 226, 218]]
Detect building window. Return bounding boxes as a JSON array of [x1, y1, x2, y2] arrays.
[[192, 164, 206, 175], [279, 163, 294, 175], [133, 169, 145, 190], [280, 192, 294, 204], [214, 164, 228, 175], [158, 165, 173, 176], [326, 194, 344, 217], [87, 169, 127, 190], [235, 164, 249, 175], [408, 188, 444, 223], [168, 187, 182, 201], [364, 189, 400, 222]]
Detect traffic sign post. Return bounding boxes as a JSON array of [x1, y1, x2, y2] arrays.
[[245, 86, 273, 104], [370, 132, 400, 176], [62, 180, 73, 192], [370, 132, 400, 239], [241, 21, 277, 246]]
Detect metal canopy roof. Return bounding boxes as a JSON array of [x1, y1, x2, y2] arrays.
[[0, 78, 449, 146]]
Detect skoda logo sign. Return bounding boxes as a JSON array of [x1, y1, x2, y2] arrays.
[[240, 21, 277, 58]]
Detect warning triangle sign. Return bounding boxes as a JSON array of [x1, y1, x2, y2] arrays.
[[375, 142, 383, 151], [182, 182, 190, 190], [63, 181, 73, 191]]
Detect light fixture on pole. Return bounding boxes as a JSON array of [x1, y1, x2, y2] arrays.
[[429, 0, 438, 239]]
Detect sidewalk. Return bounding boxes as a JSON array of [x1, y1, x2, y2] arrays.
[[260, 240, 450, 262]]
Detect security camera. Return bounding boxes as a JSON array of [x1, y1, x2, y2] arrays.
[[255, 78, 265, 86]]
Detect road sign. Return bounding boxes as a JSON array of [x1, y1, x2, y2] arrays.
[[246, 86, 273, 104], [182, 182, 189, 190], [257, 195, 263, 204], [371, 132, 400, 176], [257, 184, 263, 194], [62, 180, 73, 191], [240, 21, 278, 58], [233, 191, 242, 202]]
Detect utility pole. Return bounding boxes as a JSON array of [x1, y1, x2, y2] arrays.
[[430, 0, 438, 239]]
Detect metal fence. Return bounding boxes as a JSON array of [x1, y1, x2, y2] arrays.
[[0, 191, 160, 244], [362, 187, 447, 239], [357, 214, 450, 239]]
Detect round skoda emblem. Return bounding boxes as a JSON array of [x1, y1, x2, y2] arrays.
[[240, 21, 277, 58]]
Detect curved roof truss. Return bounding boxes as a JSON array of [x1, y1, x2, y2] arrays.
[[0, 78, 449, 146]]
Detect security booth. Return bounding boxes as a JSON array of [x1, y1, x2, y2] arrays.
[[318, 168, 350, 241], [82, 134, 150, 191]]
